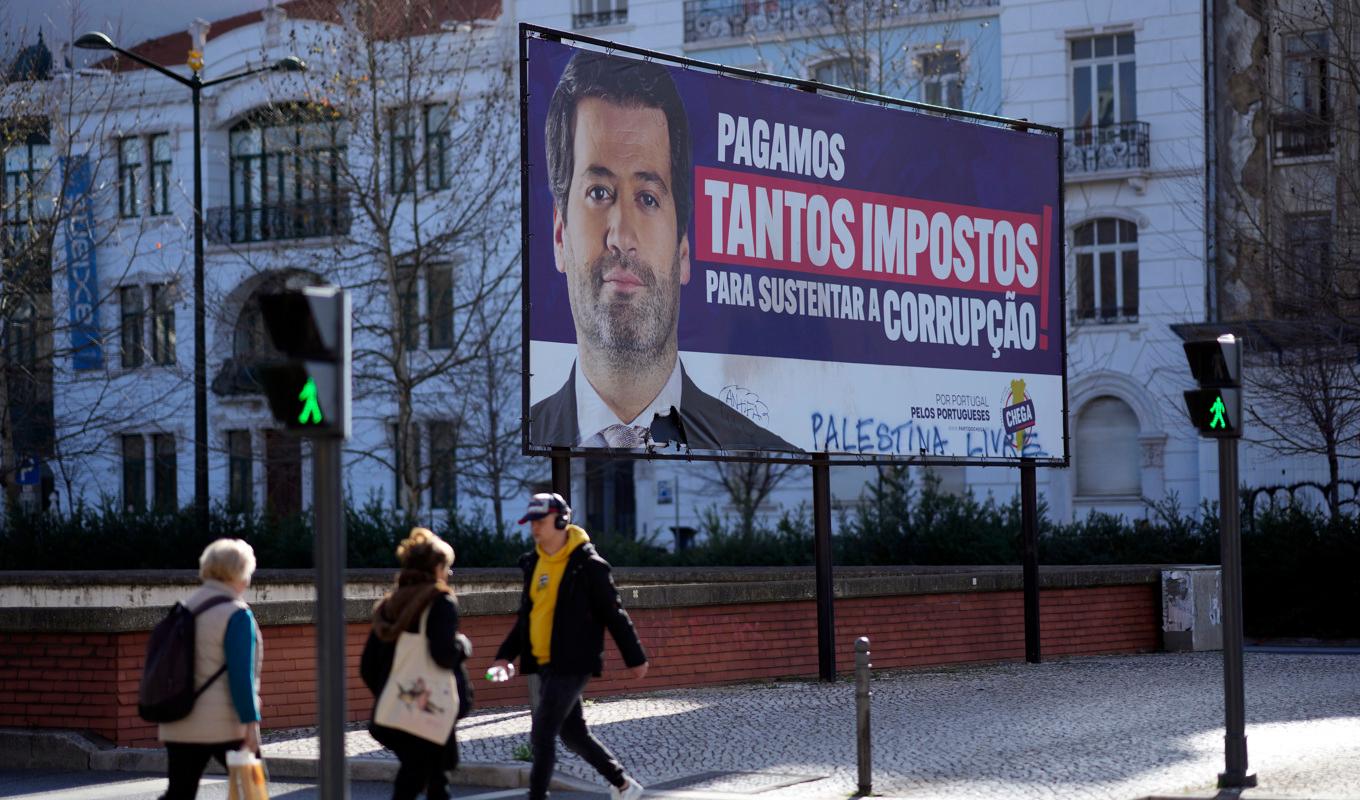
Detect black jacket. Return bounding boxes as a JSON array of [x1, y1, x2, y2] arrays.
[[494, 539, 647, 677], [529, 363, 801, 453]]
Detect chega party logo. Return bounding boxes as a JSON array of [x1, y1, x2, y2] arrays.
[[1001, 378, 1037, 451]]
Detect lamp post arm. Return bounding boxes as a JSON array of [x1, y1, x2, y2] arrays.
[[108, 45, 194, 88], [202, 62, 288, 88]]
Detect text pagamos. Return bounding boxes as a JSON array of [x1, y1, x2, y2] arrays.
[[716, 113, 846, 181]]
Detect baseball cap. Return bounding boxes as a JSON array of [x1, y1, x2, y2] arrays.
[[518, 492, 569, 524]]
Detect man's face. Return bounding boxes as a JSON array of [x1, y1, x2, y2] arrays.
[[553, 97, 691, 371], [529, 515, 562, 548]]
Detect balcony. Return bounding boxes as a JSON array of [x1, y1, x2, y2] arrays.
[[683, 0, 999, 45], [1272, 113, 1332, 158], [1064, 122, 1150, 175], [206, 196, 351, 245]]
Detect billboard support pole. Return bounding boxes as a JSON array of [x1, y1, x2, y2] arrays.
[[1020, 459, 1040, 664], [812, 455, 835, 681], [551, 448, 571, 506]]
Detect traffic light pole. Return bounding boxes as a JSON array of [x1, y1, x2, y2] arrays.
[[314, 438, 349, 800], [1217, 436, 1255, 789]]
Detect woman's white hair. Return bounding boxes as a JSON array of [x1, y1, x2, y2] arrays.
[[199, 538, 257, 584]]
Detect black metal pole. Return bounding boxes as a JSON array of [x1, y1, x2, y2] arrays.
[[551, 447, 571, 506], [1020, 459, 1040, 663], [854, 636, 872, 795], [192, 80, 208, 533], [314, 438, 349, 800], [812, 455, 835, 681], [1217, 437, 1255, 789]]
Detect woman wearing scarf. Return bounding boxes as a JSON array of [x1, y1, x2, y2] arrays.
[[361, 528, 471, 800]]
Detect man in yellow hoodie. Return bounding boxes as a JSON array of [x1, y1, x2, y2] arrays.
[[491, 492, 649, 800]]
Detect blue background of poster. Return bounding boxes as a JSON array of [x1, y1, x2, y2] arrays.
[[524, 36, 1062, 377]]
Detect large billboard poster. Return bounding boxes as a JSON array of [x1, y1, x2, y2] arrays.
[[523, 30, 1066, 465]]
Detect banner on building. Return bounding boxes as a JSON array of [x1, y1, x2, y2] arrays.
[[61, 155, 103, 370], [521, 28, 1066, 465]]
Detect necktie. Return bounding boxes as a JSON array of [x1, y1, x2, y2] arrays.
[[601, 424, 649, 448]]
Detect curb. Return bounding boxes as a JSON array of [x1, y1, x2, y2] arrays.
[[0, 728, 599, 792]]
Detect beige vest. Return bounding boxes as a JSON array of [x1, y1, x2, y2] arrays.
[[159, 580, 263, 744]]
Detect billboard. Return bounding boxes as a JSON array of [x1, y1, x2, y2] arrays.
[[522, 28, 1066, 465]]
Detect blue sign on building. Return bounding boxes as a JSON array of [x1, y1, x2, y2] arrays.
[[62, 155, 103, 370]]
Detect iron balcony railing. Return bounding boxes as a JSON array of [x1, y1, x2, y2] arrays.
[[1064, 121, 1150, 174], [206, 196, 351, 245], [1272, 113, 1332, 158], [684, 0, 999, 44]]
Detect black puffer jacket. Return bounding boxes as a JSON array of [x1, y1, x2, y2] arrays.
[[494, 538, 647, 676]]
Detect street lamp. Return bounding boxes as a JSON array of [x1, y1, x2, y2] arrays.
[[76, 29, 305, 532]]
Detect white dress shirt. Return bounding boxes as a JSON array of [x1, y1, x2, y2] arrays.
[[575, 359, 683, 447]]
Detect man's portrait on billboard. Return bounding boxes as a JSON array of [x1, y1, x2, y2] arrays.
[[529, 50, 796, 452]]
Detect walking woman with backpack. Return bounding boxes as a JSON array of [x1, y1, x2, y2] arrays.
[[361, 528, 472, 800], [155, 538, 263, 800]]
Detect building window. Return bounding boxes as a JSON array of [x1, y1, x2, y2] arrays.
[[1075, 397, 1140, 497], [228, 105, 348, 243], [918, 49, 963, 109], [118, 137, 143, 218], [424, 103, 451, 191], [1073, 218, 1138, 323], [264, 429, 301, 516], [4, 297, 38, 367], [121, 434, 145, 512], [120, 286, 145, 368], [428, 264, 453, 350], [812, 57, 859, 89], [1274, 32, 1331, 157], [429, 420, 457, 510], [1071, 33, 1136, 129], [389, 107, 416, 195], [397, 263, 420, 350], [1278, 213, 1331, 316], [152, 433, 177, 512], [2, 124, 53, 251], [228, 430, 253, 513], [150, 283, 175, 365], [574, 0, 626, 28], [149, 133, 172, 215]]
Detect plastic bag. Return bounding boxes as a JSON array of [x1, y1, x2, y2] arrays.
[[226, 748, 269, 800]]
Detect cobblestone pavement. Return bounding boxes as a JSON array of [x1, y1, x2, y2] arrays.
[[262, 652, 1360, 799]]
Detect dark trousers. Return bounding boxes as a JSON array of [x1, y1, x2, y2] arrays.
[[160, 740, 243, 800], [369, 722, 454, 800], [528, 669, 625, 800]]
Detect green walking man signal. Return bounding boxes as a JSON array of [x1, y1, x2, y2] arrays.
[[298, 378, 323, 425], [1208, 395, 1227, 430], [1182, 334, 1242, 438]]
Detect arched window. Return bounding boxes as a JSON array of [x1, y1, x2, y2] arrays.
[[1073, 218, 1137, 323], [227, 104, 348, 243], [213, 271, 322, 395], [1075, 396, 1141, 497]]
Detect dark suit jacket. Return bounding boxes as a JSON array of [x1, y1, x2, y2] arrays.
[[529, 363, 799, 452]]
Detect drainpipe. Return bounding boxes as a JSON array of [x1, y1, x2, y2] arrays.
[[1203, 0, 1218, 323]]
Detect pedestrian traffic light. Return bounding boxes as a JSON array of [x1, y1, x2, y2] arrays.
[[254, 286, 351, 438], [1183, 334, 1242, 438]]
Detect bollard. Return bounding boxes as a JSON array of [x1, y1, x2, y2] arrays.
[[855, 636, 872, 795]]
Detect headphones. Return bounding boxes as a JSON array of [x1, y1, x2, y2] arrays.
[[551, 493, 572, 530]]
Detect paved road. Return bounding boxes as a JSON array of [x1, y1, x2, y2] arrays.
[[4, 652, 1357, 800]]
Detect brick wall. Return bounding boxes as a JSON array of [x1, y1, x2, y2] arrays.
[[0, 583, 1158, 747]]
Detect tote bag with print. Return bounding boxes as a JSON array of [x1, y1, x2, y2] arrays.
[[373, 606, 459, 744]]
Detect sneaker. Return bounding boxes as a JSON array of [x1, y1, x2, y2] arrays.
[[611, 775, 644, 800]]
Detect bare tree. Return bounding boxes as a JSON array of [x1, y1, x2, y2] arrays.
[[700, 461, 800, 537], [2, 13, 192, 514], [235, 0, 518, 514], [1210, 0, 1360, 510]]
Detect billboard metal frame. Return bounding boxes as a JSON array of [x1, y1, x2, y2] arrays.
[[519, 23, 1069, 469]]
